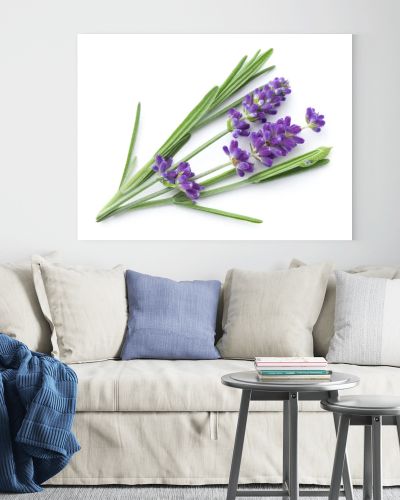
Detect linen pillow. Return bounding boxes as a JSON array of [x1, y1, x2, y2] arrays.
[[217, 262, 332, 359], [121, 270, 221, 360], [0, 258, 53, 353], [32, 255, 128, 363], [290, 259, 399, 357], [327, 271, 400, 366]]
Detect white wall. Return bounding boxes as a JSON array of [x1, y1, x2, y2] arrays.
[[0, 0, 399, 280]]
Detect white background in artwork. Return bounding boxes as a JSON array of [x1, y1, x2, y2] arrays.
[[78, 34, 352, 240]]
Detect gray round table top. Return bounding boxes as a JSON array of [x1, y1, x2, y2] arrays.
[[221, 371, 360, 393], [321, 395, 400, 416]]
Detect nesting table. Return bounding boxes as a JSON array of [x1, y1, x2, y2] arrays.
[[221, 371, 360, 500], [321, 395, 400, 500]]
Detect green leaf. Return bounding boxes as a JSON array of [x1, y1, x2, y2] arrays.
[[163, 132, 191, 158], [157, 86, 219, 157], [174, 200, 262, 224], [119, 156, 137, 192], [214, 55, 248, 101], [243, 49, 261, 68], [257, 159, 330, 183], [251, 147, 332, 183], [195, 65, 275, 129], [214, 49, 273, 107], [117, 87, 218, 197], [119, 102, 141, 189], [200, 168, 236, 187], [199, 147, 332, 198], [251, 65, 277, 82]]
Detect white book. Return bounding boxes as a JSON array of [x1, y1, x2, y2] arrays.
[[255, 356, 327, 366]]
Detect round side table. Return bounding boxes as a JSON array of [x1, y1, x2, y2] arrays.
[[221, 371, 360, 500], [321, 395, 400, 500]]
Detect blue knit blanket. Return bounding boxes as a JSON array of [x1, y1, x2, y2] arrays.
[[0, 334, 80, 493]]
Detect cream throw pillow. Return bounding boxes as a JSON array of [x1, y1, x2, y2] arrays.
[[32, 255, 128, 363], [290, 259, 399, 357], [0, 258, 53, 353], [217, 262, 332, 359]]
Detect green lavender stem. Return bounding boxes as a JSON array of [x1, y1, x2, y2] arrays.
[[192, 161, 231, 180], [97, 130, 230, 221], [198, 147, 332, 199], [119, 102, 141, 190], [98, 192, 261, 224], [97, 86, 219, 219], [175, 202, 262, 223], [96, 187, 174, 221], [96, 160, 231, 222], [97, 148, 331, 223], [178, 129, 229, 163]]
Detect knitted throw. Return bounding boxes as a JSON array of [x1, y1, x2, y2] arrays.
[[0, 334, 80, 493]]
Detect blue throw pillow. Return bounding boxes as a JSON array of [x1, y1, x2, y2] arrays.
[[121, 270, 221, 360]]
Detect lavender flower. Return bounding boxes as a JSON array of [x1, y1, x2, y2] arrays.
[[175, 162, 204, 200], [223, 140, 254, 177], [152, 156, 203, 200], [250, 116, 304, 167], [305, 107, 325, 132], [152, 155, 176, 182], [242, 77, 291, 123], [227, 109, 250, 138]]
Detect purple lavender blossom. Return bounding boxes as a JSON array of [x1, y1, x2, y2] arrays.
[[223, 140, 254, 177], [305, 107, 325, 132], [152, 155, 176, 182], [250, 116, 304, 167], [242, 77, 291, 123], [152, 156, 203, 200], [178, 177, 204, 200], [227, 109, 250, 138], [175, 162, 204, 200]]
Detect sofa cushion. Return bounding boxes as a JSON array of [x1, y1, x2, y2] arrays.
[[32, 255, 128, 363], [0, 255, 58, 353], [217, 263, 332, 359], [72, 359, 400, 413], [290, 259, 399, 357], [121, 270, 221, 360], [327, 271, 400, 366]]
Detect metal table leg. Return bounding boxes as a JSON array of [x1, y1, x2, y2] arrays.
[[363, 426, 373, 500], [283, 400, 290, 493], [396, 416, 400, 448], [226, 390, 251, 500], [289, 392, 299, 500], [372, 416, 382, 500], [333, 413, 354, 500], [329, 415, 351, 500]]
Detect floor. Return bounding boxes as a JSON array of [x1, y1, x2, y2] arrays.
[[2, 486, 400, 499]]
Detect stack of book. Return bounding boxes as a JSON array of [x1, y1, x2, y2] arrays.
[[254, 357, 331, 381]]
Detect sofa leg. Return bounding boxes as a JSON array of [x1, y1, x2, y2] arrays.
[[226, 389, 251, 500]]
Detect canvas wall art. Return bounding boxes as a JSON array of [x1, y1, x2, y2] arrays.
[[78, 34, 352, 240]]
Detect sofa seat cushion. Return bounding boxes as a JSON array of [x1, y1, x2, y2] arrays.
[[72, 359, 400, 413]]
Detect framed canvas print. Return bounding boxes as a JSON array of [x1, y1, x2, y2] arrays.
[[78, 34, 352, 240]]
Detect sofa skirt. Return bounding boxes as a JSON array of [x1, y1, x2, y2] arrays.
[[47, 411, 400, 486]]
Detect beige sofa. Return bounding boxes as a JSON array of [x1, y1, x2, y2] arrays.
[[47, 359, 400, 486], [2, 257, 399, 487]]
